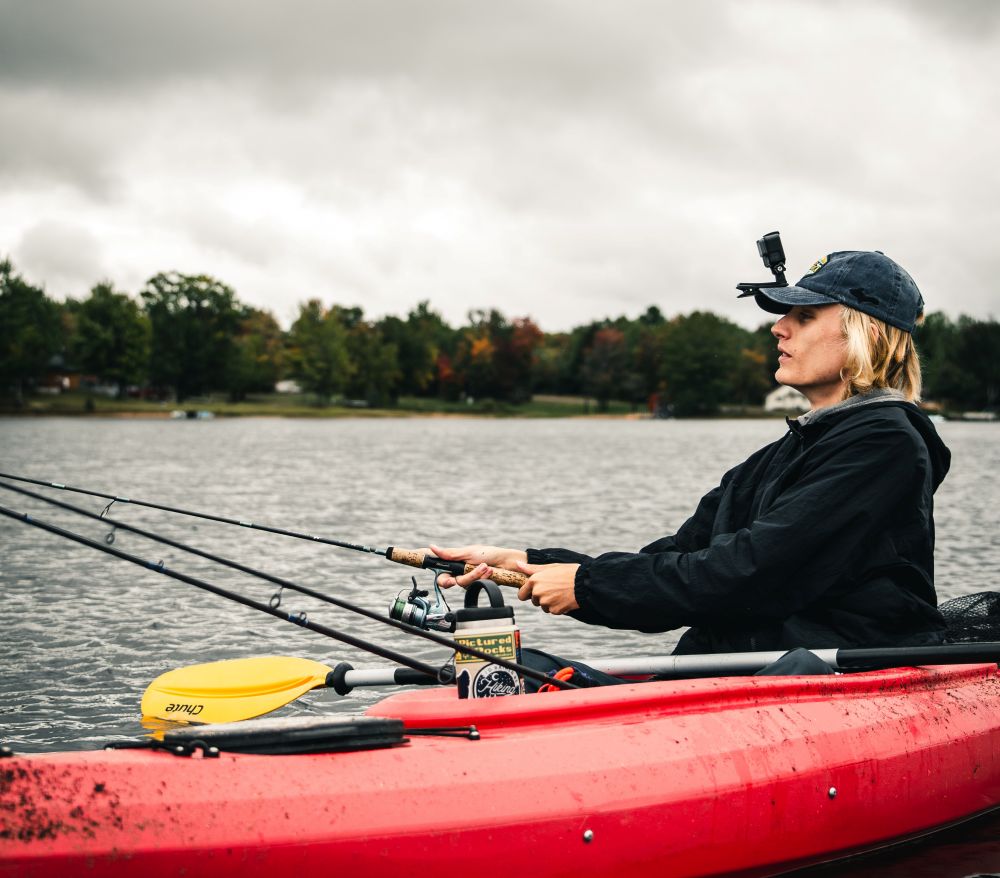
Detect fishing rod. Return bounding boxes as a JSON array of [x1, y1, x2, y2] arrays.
[[0, 494, 575, 691], [0, 471, 527, 588], [0, 502, 448, 680]]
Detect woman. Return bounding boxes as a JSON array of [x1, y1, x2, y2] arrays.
[[433, 250, 951, 653]]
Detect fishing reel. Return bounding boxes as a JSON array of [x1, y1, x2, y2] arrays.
[[388, 574, 456, 633]]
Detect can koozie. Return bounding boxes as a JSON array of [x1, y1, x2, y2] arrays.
[[454, 627, 523, 698], [453, 581, 523, 698]]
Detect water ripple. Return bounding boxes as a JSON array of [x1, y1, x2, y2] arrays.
[[1, 416, 997, 753]]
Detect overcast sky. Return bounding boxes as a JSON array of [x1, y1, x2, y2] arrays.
[[1, 0, 998, 331]]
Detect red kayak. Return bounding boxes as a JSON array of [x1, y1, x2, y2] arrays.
[[3, 663, 1000, 878]]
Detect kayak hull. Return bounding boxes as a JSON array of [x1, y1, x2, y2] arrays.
[[3, 664, 1000, 877]]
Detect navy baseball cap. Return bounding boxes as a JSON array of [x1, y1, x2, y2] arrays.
[[752, 250, 925, 333]]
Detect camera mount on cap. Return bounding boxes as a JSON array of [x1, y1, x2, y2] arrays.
[[736, 231, 788, 298]]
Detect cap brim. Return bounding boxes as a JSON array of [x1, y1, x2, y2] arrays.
[[753, 284, 839, 315]]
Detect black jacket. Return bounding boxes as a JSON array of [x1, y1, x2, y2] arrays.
[[527, 399, 951, 653]]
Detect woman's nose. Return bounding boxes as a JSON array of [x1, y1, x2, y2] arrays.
[[771, 316, 789, 339]]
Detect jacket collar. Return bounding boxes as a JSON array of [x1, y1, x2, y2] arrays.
[[785, 389, 911, 439], [793, 389, 908, 428]]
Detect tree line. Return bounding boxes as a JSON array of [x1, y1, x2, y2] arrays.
[[1, 256, 997, 414]]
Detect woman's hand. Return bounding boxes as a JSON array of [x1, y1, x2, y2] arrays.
[[515, 561, 581, 615], [427, 544, 528, 589]]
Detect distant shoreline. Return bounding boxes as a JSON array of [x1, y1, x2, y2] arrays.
[[1, 394, 989, 422], [0, 391, 793, 420]]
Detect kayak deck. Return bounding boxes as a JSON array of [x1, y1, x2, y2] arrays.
[[3, 664, 1000, 878]]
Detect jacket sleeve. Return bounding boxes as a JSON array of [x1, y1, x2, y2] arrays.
[[571, 419, 928, 633], [526, 547, 594, 565]]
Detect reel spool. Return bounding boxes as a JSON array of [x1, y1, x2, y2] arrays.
[[388, 574, 455, 632]]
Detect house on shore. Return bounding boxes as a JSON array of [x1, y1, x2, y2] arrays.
[[764, 385, 809, 413]]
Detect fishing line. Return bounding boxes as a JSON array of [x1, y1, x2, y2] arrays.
[[0, 471, 525, 587], [0, 488, 576, 690]]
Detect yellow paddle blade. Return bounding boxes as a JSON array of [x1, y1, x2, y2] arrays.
[[141, 656, 332, 724]]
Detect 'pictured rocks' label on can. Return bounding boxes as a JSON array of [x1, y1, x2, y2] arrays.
[[453, 628, 523, 698], [454, 631, 519, 665]]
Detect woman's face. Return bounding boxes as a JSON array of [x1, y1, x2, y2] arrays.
[[771, 304, 848, 409]]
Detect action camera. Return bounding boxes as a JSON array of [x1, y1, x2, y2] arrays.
[[737, 230, 788, 297]]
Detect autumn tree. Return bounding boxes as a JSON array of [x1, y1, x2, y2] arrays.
[[451, 310, 541, 403]]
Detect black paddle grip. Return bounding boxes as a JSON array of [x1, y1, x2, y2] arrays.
[[327, 662, 355, 696]]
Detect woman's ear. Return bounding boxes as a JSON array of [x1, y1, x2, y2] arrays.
[[868, 319, 882, 346]]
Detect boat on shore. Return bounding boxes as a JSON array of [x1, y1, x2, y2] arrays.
[[4, 661, 1000, 878]]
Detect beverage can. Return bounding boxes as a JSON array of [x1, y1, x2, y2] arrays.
[[453, 581, 523, 698]]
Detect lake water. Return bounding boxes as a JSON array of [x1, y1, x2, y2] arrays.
[[2, 415, 999, 874]]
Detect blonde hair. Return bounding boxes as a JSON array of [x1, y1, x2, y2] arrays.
[[840, 308, 922, 402]]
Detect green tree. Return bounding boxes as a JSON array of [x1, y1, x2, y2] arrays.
[[501, 317, 543, 404], [730, 347, 773, 405], [953, 318, 1000, 410], [377, 301, 456, 398], [226, 308, 284, 401], [532, 332, 570, 395], [631, 320, 667, 402], [141, 272, 242, 402], [659, 311, 747, 416], [345, 315, 401, 406], [915, 312, 954, 401], [68, 282, 150, 396], [286, 299, 352, 404], [638, 305, 665, 327], [581, 327, 629, 411], [557, 322, 602, 396], [0, 258, 63, 404]]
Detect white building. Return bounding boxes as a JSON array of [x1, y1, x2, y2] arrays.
[[764, 385, 809, 413]]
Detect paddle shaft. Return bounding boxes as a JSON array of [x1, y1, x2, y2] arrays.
[[590, 645, 1000, 677], [329, 663, 443, 695], [0, 472, 525, 587], [330, 643, 1000, 690]]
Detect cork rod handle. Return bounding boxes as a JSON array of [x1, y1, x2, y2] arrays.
[[462, 563, 527, 589], [385, 547, 526, 588], [386, 547, 426, 568]]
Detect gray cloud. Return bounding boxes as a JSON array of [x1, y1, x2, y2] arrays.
[[0, 0, 996, 330], [0, 1, 713, 96], [900, 0, 1000, 38], [16, 220, 107, 297]]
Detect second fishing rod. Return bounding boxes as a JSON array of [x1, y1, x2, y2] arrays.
[[0, 471, 527, 588], [0, 479, 575, 692]]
